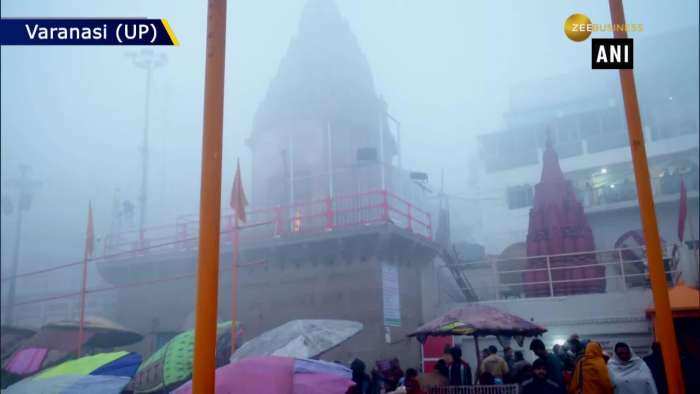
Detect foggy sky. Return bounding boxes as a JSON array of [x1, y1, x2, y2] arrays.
[[1, 0, 698, 292]]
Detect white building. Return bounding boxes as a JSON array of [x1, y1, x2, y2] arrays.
[[432, 28, 699, 367], [473, 27, 699, 257]]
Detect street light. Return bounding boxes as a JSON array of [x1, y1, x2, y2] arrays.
[[2, 165, 41, 325], [126, 49, 167, 243]]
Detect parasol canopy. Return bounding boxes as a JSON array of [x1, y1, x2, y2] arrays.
[[646, 282, 700, 318], [4, 351, 141, 394], [4, 375, 134, 394], [230, 319, 363, 362], [173, 356, 354, 394], [127, 320, 240, 393], [43, 317, 143, 348], [1, 326, 35, 362], [2, 317, 142, 378], [407, 304, 546, 342]]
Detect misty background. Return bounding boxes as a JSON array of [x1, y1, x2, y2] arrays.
[[1, 0, 698, 293]]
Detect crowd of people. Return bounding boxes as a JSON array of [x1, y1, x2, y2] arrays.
[[344, 334, 699, 394]]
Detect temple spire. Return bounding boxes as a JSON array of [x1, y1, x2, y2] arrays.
[[540, 131, 565, 183]]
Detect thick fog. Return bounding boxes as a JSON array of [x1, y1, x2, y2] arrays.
[[1, 0, 698, 296]]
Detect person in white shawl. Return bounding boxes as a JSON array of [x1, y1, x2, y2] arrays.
[[608, 342, 658, 394]]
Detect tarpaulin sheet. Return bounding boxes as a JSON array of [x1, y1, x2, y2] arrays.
[[4, 374, 131, 394], [3, 347, 48, 375], [35, 351, 128, 379], [293, 358, 351, 379], [90, 352, 141, 377], [293, 372, 355, 394], [231, 320, 362, 362]]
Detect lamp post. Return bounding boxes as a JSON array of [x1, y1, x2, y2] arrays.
[[127, 49, 167, 244], [2, 165, 41, 325]]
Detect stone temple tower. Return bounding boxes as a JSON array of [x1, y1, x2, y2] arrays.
[[99, 0, 439, 370], [248, 0, 396, 207]]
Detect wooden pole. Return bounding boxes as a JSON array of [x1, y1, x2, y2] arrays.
[[608, 1, 684, 392], [230, 215, 240, 356], [77, 203, 92, 357], [77, 246, 89, 357], [192, 0, 227, 391], [473, 336, 481, 383]]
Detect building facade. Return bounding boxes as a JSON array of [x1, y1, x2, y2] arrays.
[[473, 27, 699, 256], [92, 0, 443, 367]]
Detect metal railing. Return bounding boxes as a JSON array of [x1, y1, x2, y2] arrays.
[[102, 189, 432, 258], [441, 245, 680, 300], [429, 384, 519, 394]]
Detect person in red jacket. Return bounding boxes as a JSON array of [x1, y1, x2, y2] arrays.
[[405, 368, 425, 394]]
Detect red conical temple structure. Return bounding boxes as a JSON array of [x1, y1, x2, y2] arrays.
[[524, 139, 605, 297]]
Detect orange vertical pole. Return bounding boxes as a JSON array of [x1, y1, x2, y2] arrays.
[[192, 0, 227, 392], [608, 1, 684, 393], [230, 216, 240, 356]]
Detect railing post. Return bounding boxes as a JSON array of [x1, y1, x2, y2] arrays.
[[491, 258, 500, 300], [382, 190, 389, 222], [102, 235, 109, 257], [325, 196, 333, 230], [139, 228, 145, 254], [618, 248, 627, 290], [546, 255, 554, 297], [426, 213, 433, 240], [274, 206, 282, 236]]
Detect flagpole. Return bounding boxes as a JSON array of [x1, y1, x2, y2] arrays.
[[77, 202, 92, 357], [192, 0, 227, 391], [230, 214, 239, 356], [608, 1, 684, 392], [229, 160, 247, 357]]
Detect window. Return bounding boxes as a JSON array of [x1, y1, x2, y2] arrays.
[[507, 184, 534, 209], [480, 130, 538, 172]]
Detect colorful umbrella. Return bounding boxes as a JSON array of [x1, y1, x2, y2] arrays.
[[231, 319, 363, 362], [127, 321, 240, 393], [42, 317, 142, 348], [1, 326, 37, 388], [2, 317, 142, 378], [173, 356, 354, 394], [1, 326, 35, 362], [4, 351, 141, 394], [408, 304, 546, 372], [408, 304, 546, 340]]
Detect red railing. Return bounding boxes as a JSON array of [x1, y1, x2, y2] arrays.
[[103, 189, 433, 257]]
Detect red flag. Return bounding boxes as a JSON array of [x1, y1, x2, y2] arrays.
[[230, 159, 248, 223], [678, 179, 687, 242], [86, 202, 94, 257]]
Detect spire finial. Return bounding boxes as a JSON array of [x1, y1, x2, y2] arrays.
[[545, 127, 554, 150]]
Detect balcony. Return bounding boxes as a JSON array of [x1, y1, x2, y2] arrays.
[[102, 189, 433, 259], [442, 245, 681, 301]]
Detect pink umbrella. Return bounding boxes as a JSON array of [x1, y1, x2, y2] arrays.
[[173, 356, 354, 394], [294, 372, 355, 394]]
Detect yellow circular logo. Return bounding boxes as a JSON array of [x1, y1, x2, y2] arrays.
[[564, 13, 592, 42]]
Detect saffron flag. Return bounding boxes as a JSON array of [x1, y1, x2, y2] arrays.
[[230, 159, 248, 223], [678, 179, 687, 242], [86, 202, 95, 257]]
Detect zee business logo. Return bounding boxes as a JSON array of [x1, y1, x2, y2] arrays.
[[563, 13, 641, 69]]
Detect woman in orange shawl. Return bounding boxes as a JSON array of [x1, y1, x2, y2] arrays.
[[568, 341, 614, 394]]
